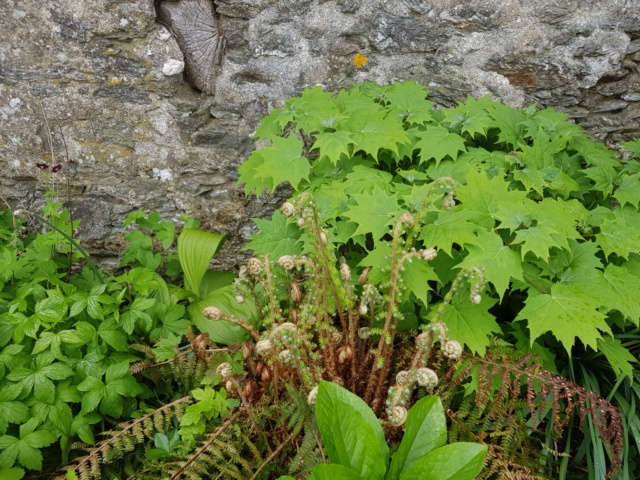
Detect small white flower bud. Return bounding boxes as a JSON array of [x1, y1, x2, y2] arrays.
[[236, 294, 245, 304], [281, 202, 295, 217], [470, 293, 482, 305], [320, 231, 328, 243], [359, 303, 368, 316], [297, 217, 305, 227]]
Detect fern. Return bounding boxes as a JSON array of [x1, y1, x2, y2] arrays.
[[56, 397, 190, 480], [437, 340, 624, 479]]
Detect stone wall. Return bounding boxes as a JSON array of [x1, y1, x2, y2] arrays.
[[1, 0, 639, 269]]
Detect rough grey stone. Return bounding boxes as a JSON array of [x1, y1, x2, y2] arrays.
[[2, 0, 640, 270]]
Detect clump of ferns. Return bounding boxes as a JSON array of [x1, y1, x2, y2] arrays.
[[436, 340, 624, 479], [203, 189, 483, 428]]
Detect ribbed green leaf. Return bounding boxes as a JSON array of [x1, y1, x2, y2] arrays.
[[177, 228, 225, 299]]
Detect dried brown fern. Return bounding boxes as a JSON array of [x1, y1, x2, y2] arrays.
[[438, 342, 623, 479]]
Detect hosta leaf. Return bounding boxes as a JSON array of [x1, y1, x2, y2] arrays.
[[459, 229, 524, 300], [315, 381, 387, 478], [387, 396, 447, 480], [516, 284, 611, 352], [399, 443, 487, 480], [177, 228, 225, 298], [414, 126, 467, 166]]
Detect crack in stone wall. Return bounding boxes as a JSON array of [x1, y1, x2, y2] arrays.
[[1, 0, 639, 269]]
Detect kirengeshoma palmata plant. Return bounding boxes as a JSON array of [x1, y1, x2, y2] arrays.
[[203, 190, 480, 423]]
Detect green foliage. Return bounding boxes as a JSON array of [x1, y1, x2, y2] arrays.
[[0, 204, 238, 477], [239, 81, 640, 380], [308, 381, 486, 480]]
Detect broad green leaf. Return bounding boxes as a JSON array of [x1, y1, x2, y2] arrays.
[[516, 284, 611, 352], [587, 264, 640, 326], [313, 131, 353, 164], [343, 186, 401, 240], [0, 384, 29, 435], [387, 396, 447, 480], [252, 135, 311, 192], [456, 169, 528, 229], [419, 210, 482, 256], [400, 259, 438, 307], [596, 211, 640, 260], [385, 81, 434, 125], [191, 286, 260, 345], [343, 109, 409, 160], [613, 173, 640, 209], [439, 294, 499, 356], [246, 211, 303, 258], [414, 126, 467, 166], [310, 464, 364, 480], [518, 127, 570, 170], [399, 443, 487, 480], [177, 228, 225, 299], [622, 138, 640, 157], [597, 336, 638, 380], [315, 381, 387, 478], [0, 468, 25, 480], [459, 229, 524, 300]]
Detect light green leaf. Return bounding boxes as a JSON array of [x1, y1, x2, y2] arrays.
[[313, 131, 353, 164], [343, 186, 401, 240], [387, 396, 447, 480], [0, 468, 25, 480], [439, 294, 499, 356], [516, 284, 611, 352], [613, 173, 640, 209], [597, 336, 638, 380], [419, 210, 483, 257], [252, 135, 311, 192], [310, 464, 364, 480], [399, 443, 487, 480], [315, 381, 387, 479], [400, 259, 438, 307], [178, 228, 225, 299], [246, 211, 303, 258], [414, 126, 467, 166], [459, 229, 524, 300]]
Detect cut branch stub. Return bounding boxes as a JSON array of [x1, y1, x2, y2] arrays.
[[156, 0, 225, 94]]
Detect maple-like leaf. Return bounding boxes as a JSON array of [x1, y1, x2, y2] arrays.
[[596, 210, 640, 259], [384, 81, 435, 125], [400, 259, 438, 307], [313, 131, 353, 165], [443, 106, 493, 138], [621, 138, 640, 157], [246, 211, 303, 258], [516, 284, 611, 353], [613, 173, 640, 209], [517, 127, 570, 171], [512, 168, 548, 197], [486, 102, 527, 148], [343, 186, 401, 240], [456, 169, 528, 229], [587, 264, 640, 326], [459, 229, 524, 300], [252, 135, 311, 193], [439, 294, 500, 356], [342, 110, 409, 160], [414, 126, 467, 166], [419, 210, 484, 256]]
